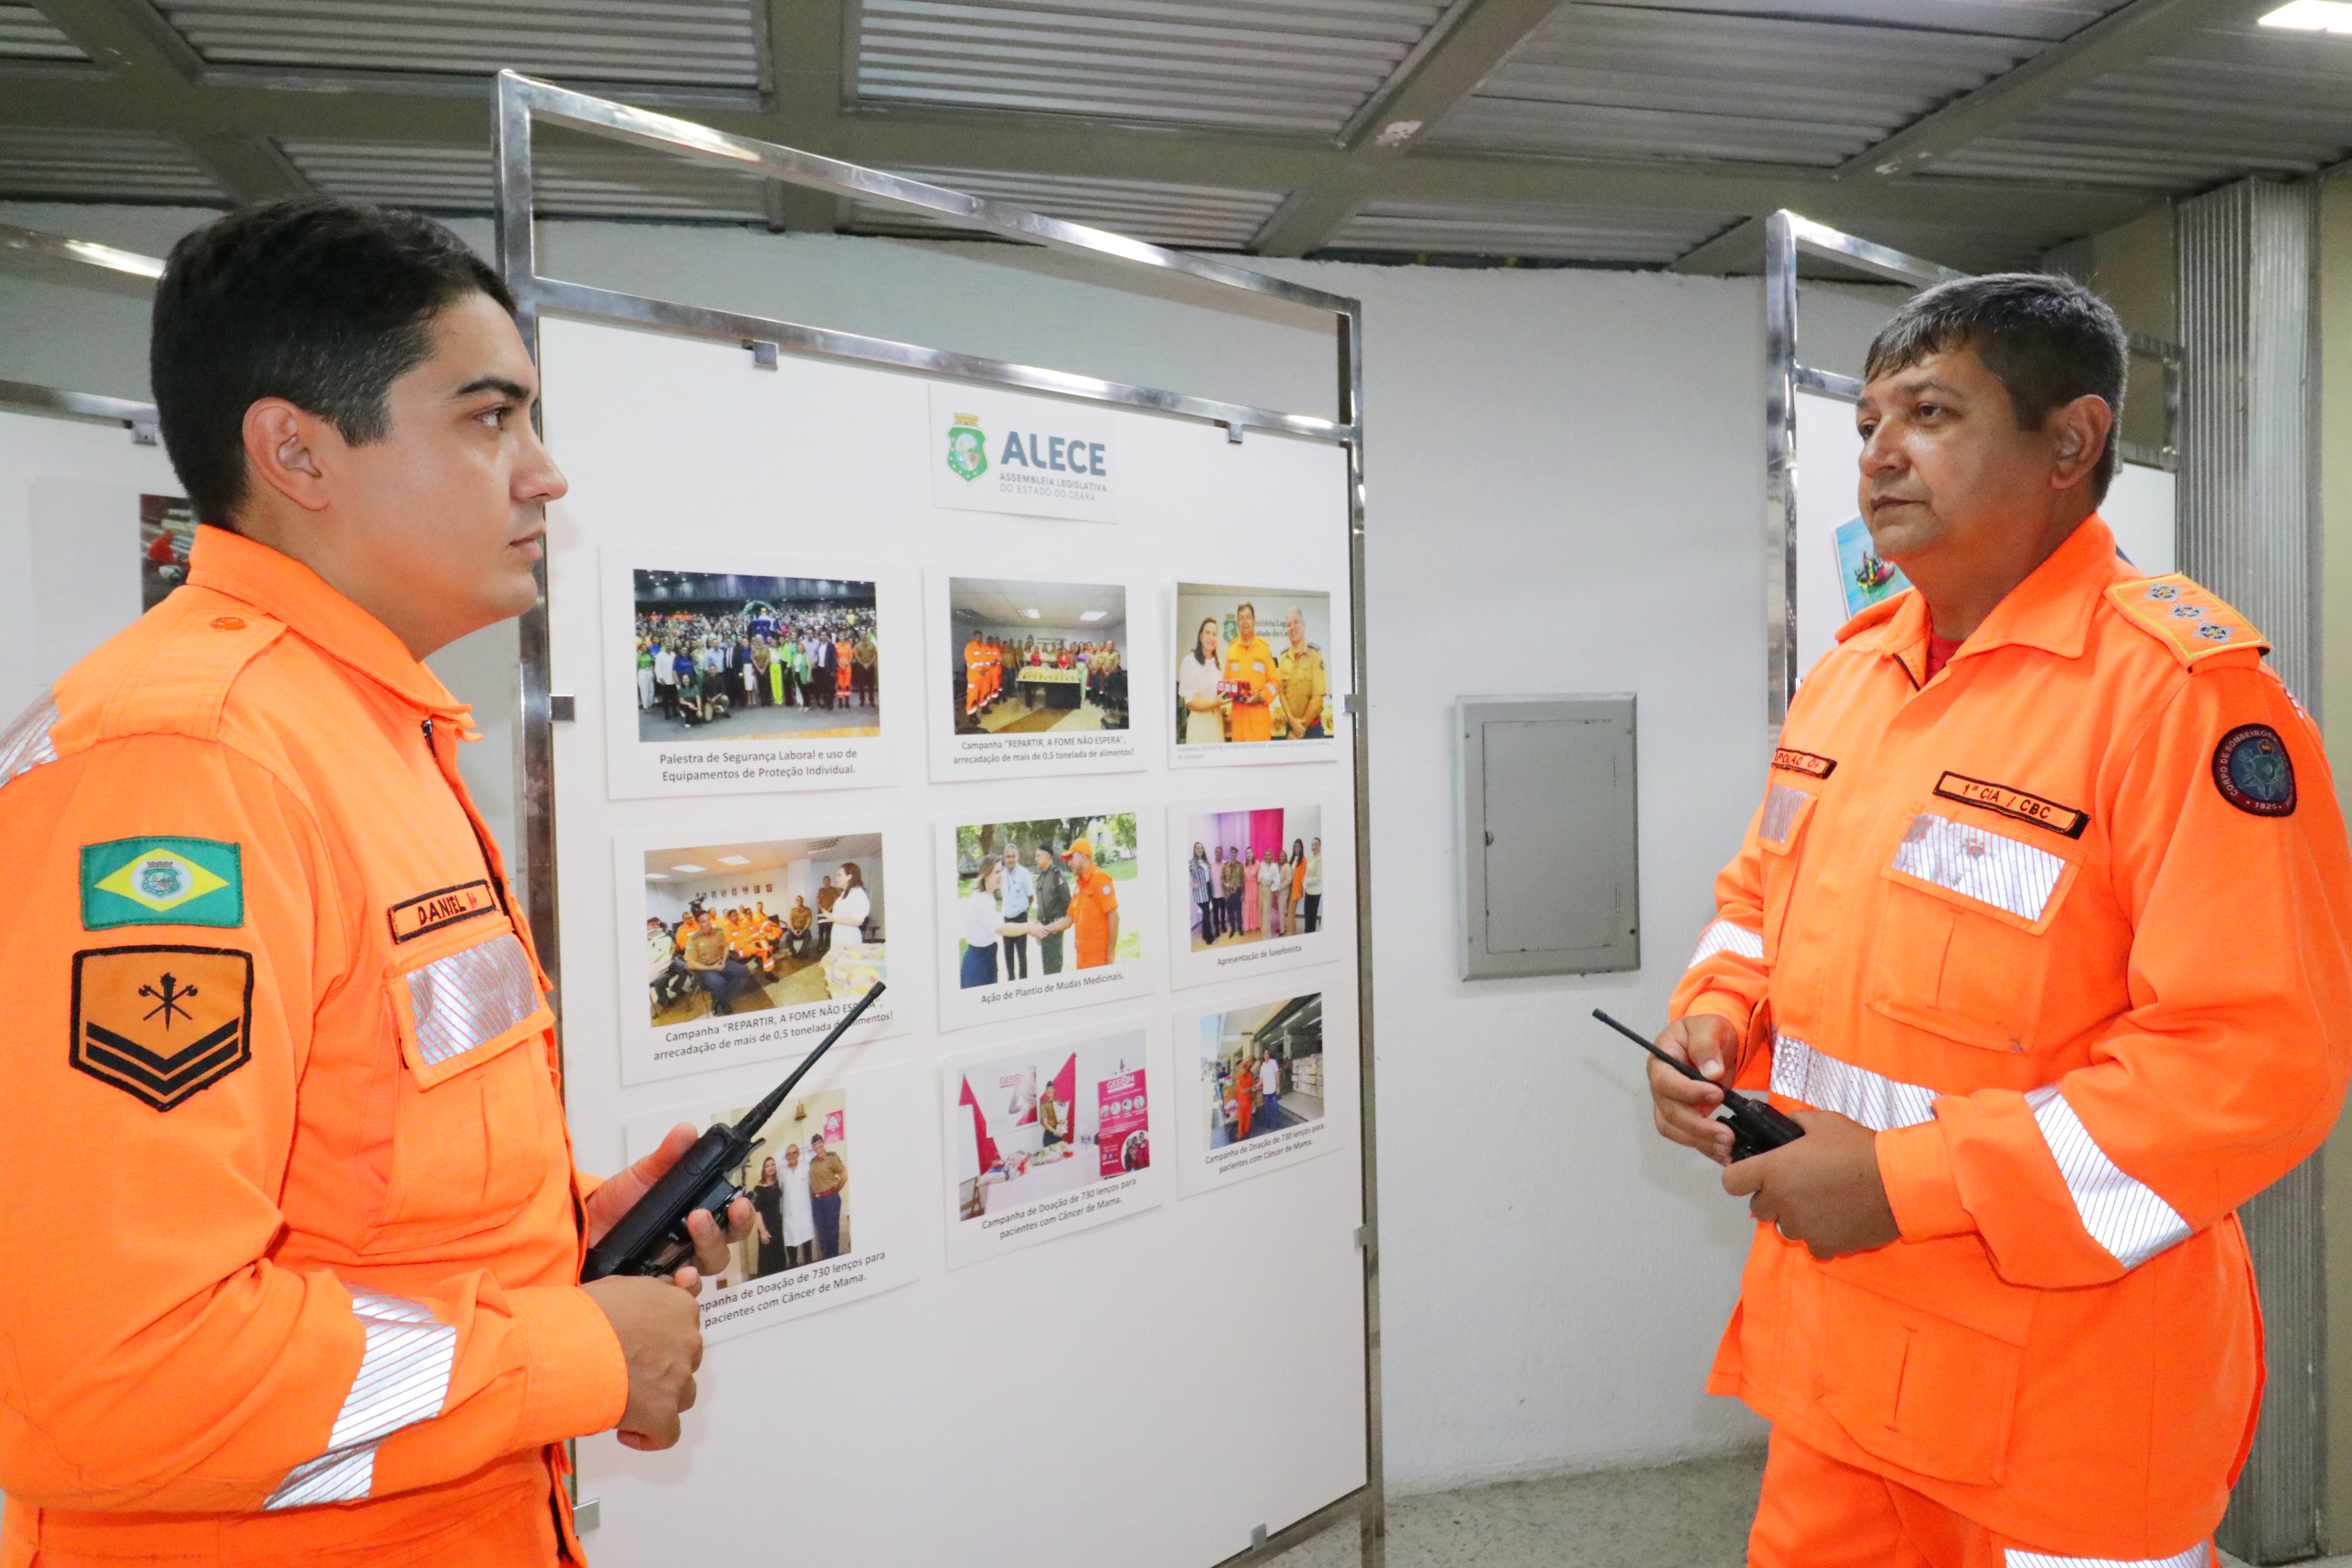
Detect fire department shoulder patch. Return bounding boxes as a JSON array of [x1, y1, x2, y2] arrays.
[[2106, 576, 2268, 669], [2213, 724, 2297, 818], [70, 945, 254, 1110]]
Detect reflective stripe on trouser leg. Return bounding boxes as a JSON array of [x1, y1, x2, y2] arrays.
[[2024, 1085, 2192, 1270], [264, 1288, 458, 1509], [2005, 1543, 2210, 1567]]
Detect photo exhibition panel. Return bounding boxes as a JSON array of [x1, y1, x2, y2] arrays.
[[537, 316, 1367, 1568]]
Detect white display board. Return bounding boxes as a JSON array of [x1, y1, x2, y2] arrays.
[[0, 407, 182, 722], [1792, 390, 2178, 678], [541, 316, 1368, 1568]]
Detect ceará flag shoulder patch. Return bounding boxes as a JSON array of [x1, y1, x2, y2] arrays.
[[81, 837, 243, 930]]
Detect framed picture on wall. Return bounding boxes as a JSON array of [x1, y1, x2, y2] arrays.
[[601, 546, 909, 800], [1164, 794, 1341, 991], [613, 817, 906, 1085], [922, 571, 1148, 782], [1170, 582, 1342, 768]]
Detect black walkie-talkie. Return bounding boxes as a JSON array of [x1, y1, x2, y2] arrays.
[[1592, 1008, 1804, 1161], [583, 982, 885, 1282]]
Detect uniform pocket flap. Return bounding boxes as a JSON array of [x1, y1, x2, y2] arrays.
[[1814, 1259, 2028, 1485], [1883, 811, 2079, 934], [387, 929, 551, 1090], [1758, 783, 1817, 857]]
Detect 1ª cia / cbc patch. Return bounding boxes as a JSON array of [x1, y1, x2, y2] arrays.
[[70, 945, 254, 1110], [2214, 723, 2297, 817], [80, 837, 243, 930]]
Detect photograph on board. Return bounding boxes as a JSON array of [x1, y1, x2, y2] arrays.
[[952, 576, 1128, 738], [934, 809, 1155, 1030], [623, 1063, 924, 1343], [140, 495, 194, 612], [1172, 583, 1337, 763], [1183, 803, 1324, 952], [633, 567, 879, 743], [1180, 992, 1342, 1196], [645, 832, 885, 1023], [940, 1025, 1164, 1266]]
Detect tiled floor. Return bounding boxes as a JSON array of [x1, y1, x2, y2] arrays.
[[1269, 1454, 2350, 1568]]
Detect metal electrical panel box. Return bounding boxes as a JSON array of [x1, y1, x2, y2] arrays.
[[1456, 695, 1638, 979]]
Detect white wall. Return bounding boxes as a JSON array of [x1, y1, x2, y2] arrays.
[[0, 200, 1908, 1497]]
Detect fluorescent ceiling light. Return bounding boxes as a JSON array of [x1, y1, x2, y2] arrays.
[[718, 854, 752, 865], [645, 873, 670, 881], [1024, 607, 1041, 618], [669, 863, 706, 873], [1080, 610, 1108, 622], [2260, 0, 2352, 30]]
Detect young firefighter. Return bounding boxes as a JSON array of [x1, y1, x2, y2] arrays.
[[1649, 274, 2352, 1564], [0, 197, 750, 1566]]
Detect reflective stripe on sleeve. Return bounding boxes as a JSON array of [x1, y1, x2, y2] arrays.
[[0, 692, 60, 790], [1769, 1037, 1937, 1133], [1891, 812, 2064, 922], [2025, 1086, 2192, 1270], [1758, 784, 1808, 847], [264, 1288, 457, 1510], [1685, 919, 1763, 971], [2004, 1541, 2209, 1567], [405, 933, 538, 1066]]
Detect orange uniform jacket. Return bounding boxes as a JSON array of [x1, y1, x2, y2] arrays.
[[1671, 518, 2352, 1556], [0, 527, 627, 1566], [1223, 636, 1276, 744]]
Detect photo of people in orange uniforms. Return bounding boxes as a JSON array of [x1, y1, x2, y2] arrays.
[[1174, 583, 1332, 747], [949, 577, 1129, 737]]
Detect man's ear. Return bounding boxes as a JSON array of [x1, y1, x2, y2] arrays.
[[241, 398, 335, 514], [2047, 394, 2114, 493]]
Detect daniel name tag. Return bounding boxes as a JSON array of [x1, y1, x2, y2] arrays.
[[387, 880, 499, 943]]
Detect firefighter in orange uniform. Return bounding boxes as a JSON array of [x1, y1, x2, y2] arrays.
[[0, 198, 746, 1567], [965, 632, 988, 717], [1066, 837, 1121, 971], [1649, 274, 2352, 1566], [1221, 603, 1276, 744]]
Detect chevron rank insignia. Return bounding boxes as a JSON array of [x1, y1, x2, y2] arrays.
[[70, 945, 254, 1110], [2106, 576, 2269, 669]]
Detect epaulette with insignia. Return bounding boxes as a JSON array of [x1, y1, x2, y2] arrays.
[[2105, 575, 2268, 669]]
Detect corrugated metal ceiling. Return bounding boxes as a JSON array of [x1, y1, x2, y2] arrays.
[[1325, 198, 1731, 263], [280, 138, 771, 221], [1427, 0, 2127, 166], [853, 0, 1456, 136], [845, 166, 1283, 249], [156, 0, 764, 89], [1925, 15, 2352, 189], [0, 4, 86, 60], [0, 128, 222, 202]]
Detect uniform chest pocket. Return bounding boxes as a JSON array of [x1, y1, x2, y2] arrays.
[[1756, 782, 1819, 956], [1866, 810, 2080, 1054], [368, 927, 558, 1248]]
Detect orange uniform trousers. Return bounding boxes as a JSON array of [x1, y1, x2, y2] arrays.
[[1753, 1430, 2213, 1568]]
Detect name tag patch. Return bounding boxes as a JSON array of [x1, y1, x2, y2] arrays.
[[1772, 748, 1836, 780], [388, 880, 499, 943], [1932, 772, 2089, 838]]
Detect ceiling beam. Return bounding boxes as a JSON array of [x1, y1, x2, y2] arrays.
[[1840, 0, 2272, 178], [762, 0, 846, 229], [1251, 0, 1563, 257]]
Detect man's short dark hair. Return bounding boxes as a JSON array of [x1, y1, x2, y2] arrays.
[[151, 195, 515, 528], [1863, 272, 2129, 504]]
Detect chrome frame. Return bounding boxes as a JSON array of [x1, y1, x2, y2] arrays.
[[1760, 210, 2180, 724], [491, 70, 1384, 1568], [0, 224, 165, 443]]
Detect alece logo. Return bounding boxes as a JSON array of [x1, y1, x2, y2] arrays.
[[946, 413, 988, 482]]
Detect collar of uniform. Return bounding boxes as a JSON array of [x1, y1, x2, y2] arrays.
[[187, 525, 470, 718], [1867, 515, 2116, 685]]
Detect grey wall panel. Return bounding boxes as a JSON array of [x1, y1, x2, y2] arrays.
[[2180, 174, 2326, 1566]]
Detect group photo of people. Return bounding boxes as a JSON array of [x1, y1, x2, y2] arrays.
[[1173, 584, 1333, 747], [1184, 805, 1323, 952], [951, 814, 1139, 989], [949, 577, 1129, 736], [706, 1087, 854, 1288], [1200, 993, 1325, 1151], [644, 834, 886, 1025], [633, 568, 880, 743]]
